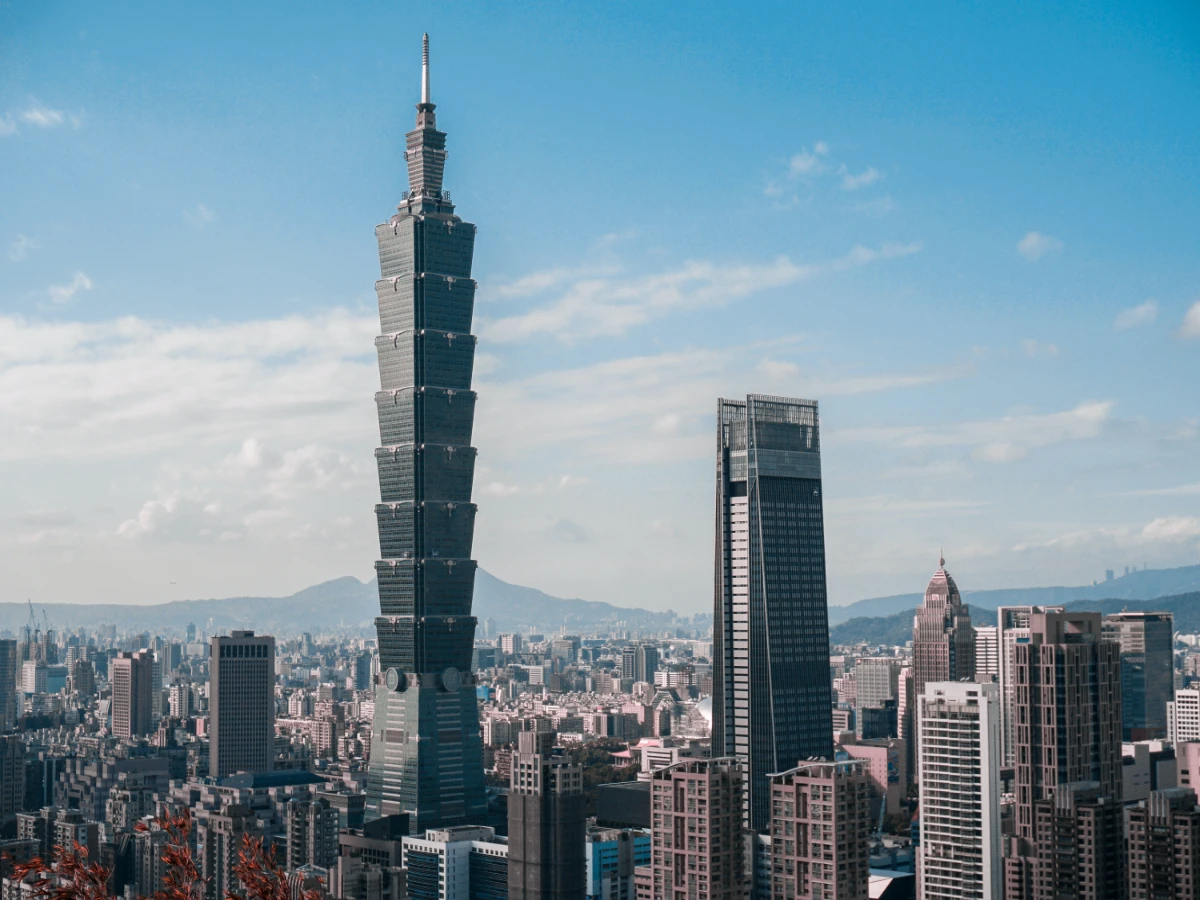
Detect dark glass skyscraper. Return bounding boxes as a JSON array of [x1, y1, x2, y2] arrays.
[[364, 35, 487, 829], [713, 394, 833, 834]]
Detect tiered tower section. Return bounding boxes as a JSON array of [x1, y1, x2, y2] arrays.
[[365, 35, 487, 829]]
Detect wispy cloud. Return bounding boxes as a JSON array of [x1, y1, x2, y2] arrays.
[[46, 272, 93, 304], [1017, 231, 1064, 261], [21, 104, 65, 128], [834, 400, 1114, 464], [1114, 300, 1158, 331], [185, 203, 216, 226], [839, 165, 883, 190], [1013, 515, 1200, 553], [0, 116, 17, 137], [1180, 300, 1200, 339], [1021, 339, 1059, 358], [8, 235, 39, 262], [481, 241, 921, 344]]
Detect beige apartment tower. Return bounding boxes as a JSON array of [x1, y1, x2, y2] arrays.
[[768, 759, 871, 900], [111, 650, 155, 738]]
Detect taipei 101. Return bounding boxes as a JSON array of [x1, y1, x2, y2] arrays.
[[2, 6, 1199, 900]]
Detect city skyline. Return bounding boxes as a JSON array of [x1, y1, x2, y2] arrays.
[[2, 4, 1200, 616]]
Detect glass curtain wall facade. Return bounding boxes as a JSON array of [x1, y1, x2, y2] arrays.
[[713, 395, 833, 834], [364, 36, 487, 829]]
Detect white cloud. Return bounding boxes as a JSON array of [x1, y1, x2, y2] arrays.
[[480, 242, 921, 344], [1114, 300, 1158, 331], [46, 272, 92, 304], [481, 482, 521, 497], [835, 400, 1113, 463], [0, 116, 17, 137], [839, 165, 882, 190], [556, 475, 588, 490], [1014, 515, 1200, 553], [789, 150, 824, 175], [1017, 231, 1064, 261], [20, 104, 65, 128], [185, 203, 216, 226], [1021, 339, 1059, 358], [0, 309, 378, 461], [756, 357, 801, 380], [1181, 300, 1200, 339], [9, 235, 38, 262]]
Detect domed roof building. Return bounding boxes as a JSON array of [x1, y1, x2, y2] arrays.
[[911, 553, 976, 700]]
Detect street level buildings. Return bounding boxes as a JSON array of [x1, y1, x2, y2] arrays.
[[918, 681, 1001, 900], [768, 759, 871, 900], [713, 395, 833, 833], [364, 35, 487, 829], [209, 631, 275, 779]]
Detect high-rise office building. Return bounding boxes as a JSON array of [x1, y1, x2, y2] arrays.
[[209, 631, 275, 778], [508, 731, 586, 900], [768, 759, 872, 900], [1028, 781, 1123, 900], [1102, 611, 1175, 740], [1127, 788, 1200, 900], [364, 35, 486, 829], [918, 681, 1001, 900], [646, 758, 748, 900], [111, 650, 155, 739], [855, 658, 899, 739], [911, 555, 975, 701], [0, 640, 16, 728], [997, 606, 1064, 767], [0, 735, 23, 825], [621, 646, 638, 682], [713, 394, 833, 833], [974, 625, 999, 682], [1004, 612, 1122, 900], [1169, 689, 1200, 744], [636, 645, 659, 686]]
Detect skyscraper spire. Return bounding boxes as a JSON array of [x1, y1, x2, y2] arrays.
[[421, 33, 430, 105]]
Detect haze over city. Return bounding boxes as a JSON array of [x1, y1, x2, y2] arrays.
[[3, 3, 1198, 613]]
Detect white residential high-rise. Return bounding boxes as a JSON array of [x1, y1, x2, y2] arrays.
[[918, 681, 1001, 900], [973, 625, 999, 682], [1168, 689, 1200, 744], [996, 606, 1063, 766]]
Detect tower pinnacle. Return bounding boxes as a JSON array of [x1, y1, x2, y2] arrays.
[[421, 33, 430, 105]]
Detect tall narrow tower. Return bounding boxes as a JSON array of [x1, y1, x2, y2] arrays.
[[365, 35, 487, 829], [713, 394, 833, 834]]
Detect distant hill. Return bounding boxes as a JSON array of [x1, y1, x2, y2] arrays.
[[828, 563, 1200, 626], [830, 590, 1200, 648], [2, 570, 678, 638]]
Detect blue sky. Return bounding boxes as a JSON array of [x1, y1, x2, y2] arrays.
[[2, 1, 1199, 611]]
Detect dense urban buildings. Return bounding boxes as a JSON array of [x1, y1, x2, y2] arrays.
[[209, 631, 276, 778], [645, 758, 748, 900], [918, 681, 1001, 900], [1127, 788, 1200, 900], [996, 606, 1063, 767], [768, 759, 871, 900], [1005, 611, 1122, 900], [713, 394, 833, 833], [1029, 781, 1123, 900], [508, 731, 585, 900], [1102, 612, 1175, 740], [364, 34, 487, 830]]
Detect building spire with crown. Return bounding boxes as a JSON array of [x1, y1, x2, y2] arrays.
[[421, 32, 431, 105], [401, 32, 452, 210]]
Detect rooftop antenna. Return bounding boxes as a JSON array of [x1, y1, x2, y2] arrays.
[[421, 33, 431, 105]]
